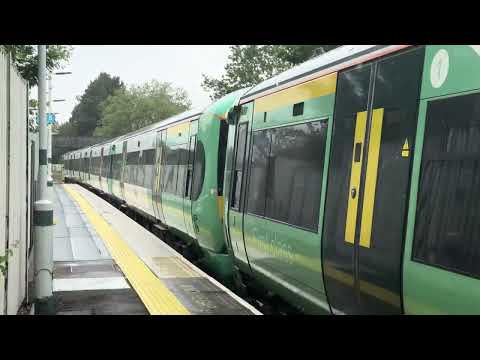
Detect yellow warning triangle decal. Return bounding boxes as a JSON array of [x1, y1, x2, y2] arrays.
[[403, 139, 409, 151]]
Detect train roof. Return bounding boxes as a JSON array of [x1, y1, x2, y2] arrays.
[[67, 107, 204, 156], [105, 107, 204, 144], [240, 45, 401, 102]]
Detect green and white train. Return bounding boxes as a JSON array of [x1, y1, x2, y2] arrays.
[[64, 45, 480, 314]]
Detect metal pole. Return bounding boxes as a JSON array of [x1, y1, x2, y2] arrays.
[[34, 45, 54, 315], [47, 73, 52, 174], [38, 46, 47, 201], [47, 72, 53, 199]]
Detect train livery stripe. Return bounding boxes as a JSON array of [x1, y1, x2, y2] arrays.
[[241, 45, 411, 105], [254, 72, 337, 114], [359, 108, 384, 248], [167, 122, 190, 137], [324, 262, 400, 307], [63, 184, 190, 315], [345, 111, 367, 244]]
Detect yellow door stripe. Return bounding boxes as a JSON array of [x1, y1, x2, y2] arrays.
[[63, 184, 190, 315], [217, 195, 224, 220], [359, 108, 384, 248], [345, 111, 368, 244], [401, 138, 410, 157], [254, 72, 337, 114]]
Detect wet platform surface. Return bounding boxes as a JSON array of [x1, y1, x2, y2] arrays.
[[53, 185, 110, 261], [52, 183, 260, 315]]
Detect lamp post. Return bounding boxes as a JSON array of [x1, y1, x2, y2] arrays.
[[47, 71, 71, 199], [34, 45, 54, 314]]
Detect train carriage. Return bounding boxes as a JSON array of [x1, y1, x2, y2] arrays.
[[222, 45, 480, 314]]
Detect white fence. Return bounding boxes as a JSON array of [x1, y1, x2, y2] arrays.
[[0, 49, 31, 315]]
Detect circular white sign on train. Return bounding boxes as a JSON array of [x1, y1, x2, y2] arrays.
[[430, 49, 449, 89]]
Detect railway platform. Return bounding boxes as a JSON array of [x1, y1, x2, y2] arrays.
[[51, 183, 261, 315]]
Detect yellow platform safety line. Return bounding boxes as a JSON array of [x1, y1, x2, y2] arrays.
[[359, 108, 384, 248], [63, 184, 190, 315], [345, 111, 367, 244]]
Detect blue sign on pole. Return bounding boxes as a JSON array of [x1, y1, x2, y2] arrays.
[[36, 113, 56, 125], [47, 113, 56, 125]]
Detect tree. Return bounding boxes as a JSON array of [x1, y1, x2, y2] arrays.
[[202, 45, 340, 100], [2, 45, 72, 86], [94, 80, 191, 138], [55, 121, 78, 137], [68, 72, 125, 137]]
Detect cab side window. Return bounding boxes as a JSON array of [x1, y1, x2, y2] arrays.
[[191, 140, 205, 201], [230, 122, 248, 210]]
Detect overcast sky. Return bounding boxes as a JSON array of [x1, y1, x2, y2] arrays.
[[31, 45, 232, 124]]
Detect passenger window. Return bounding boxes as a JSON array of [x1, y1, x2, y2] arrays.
[[143, 149, 155, 189], [266, 121, 327, 230], [176, 145, 189, 197], [231, 122, 248, 210], [413, 92, 480, 278], [164, 146, 179, 194], [126, 151, 140, 184], [113, 154, 123, 180], [137, 153, 145, 187], [246, 120, 327, 231]]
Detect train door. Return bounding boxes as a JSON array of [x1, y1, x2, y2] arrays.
[[227, 102, 253, 266], [99, 147, 104, 188], [322, 46, 425, 314], [120, 141, 127, 200], [108, 145, 114, 194], [183, 120, 198, 239], [153, 130, 167, 223], [88, 150, 92, 181]]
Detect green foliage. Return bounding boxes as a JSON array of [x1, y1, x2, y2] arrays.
[[68, 72, 125, 137], [94, 80, 191, 138], [28, 99, 38, 132], [202, 45, 340, 100], [2, 45, 72, 86], [55, 121, 78, 137], [0, 249, 13, 277]]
